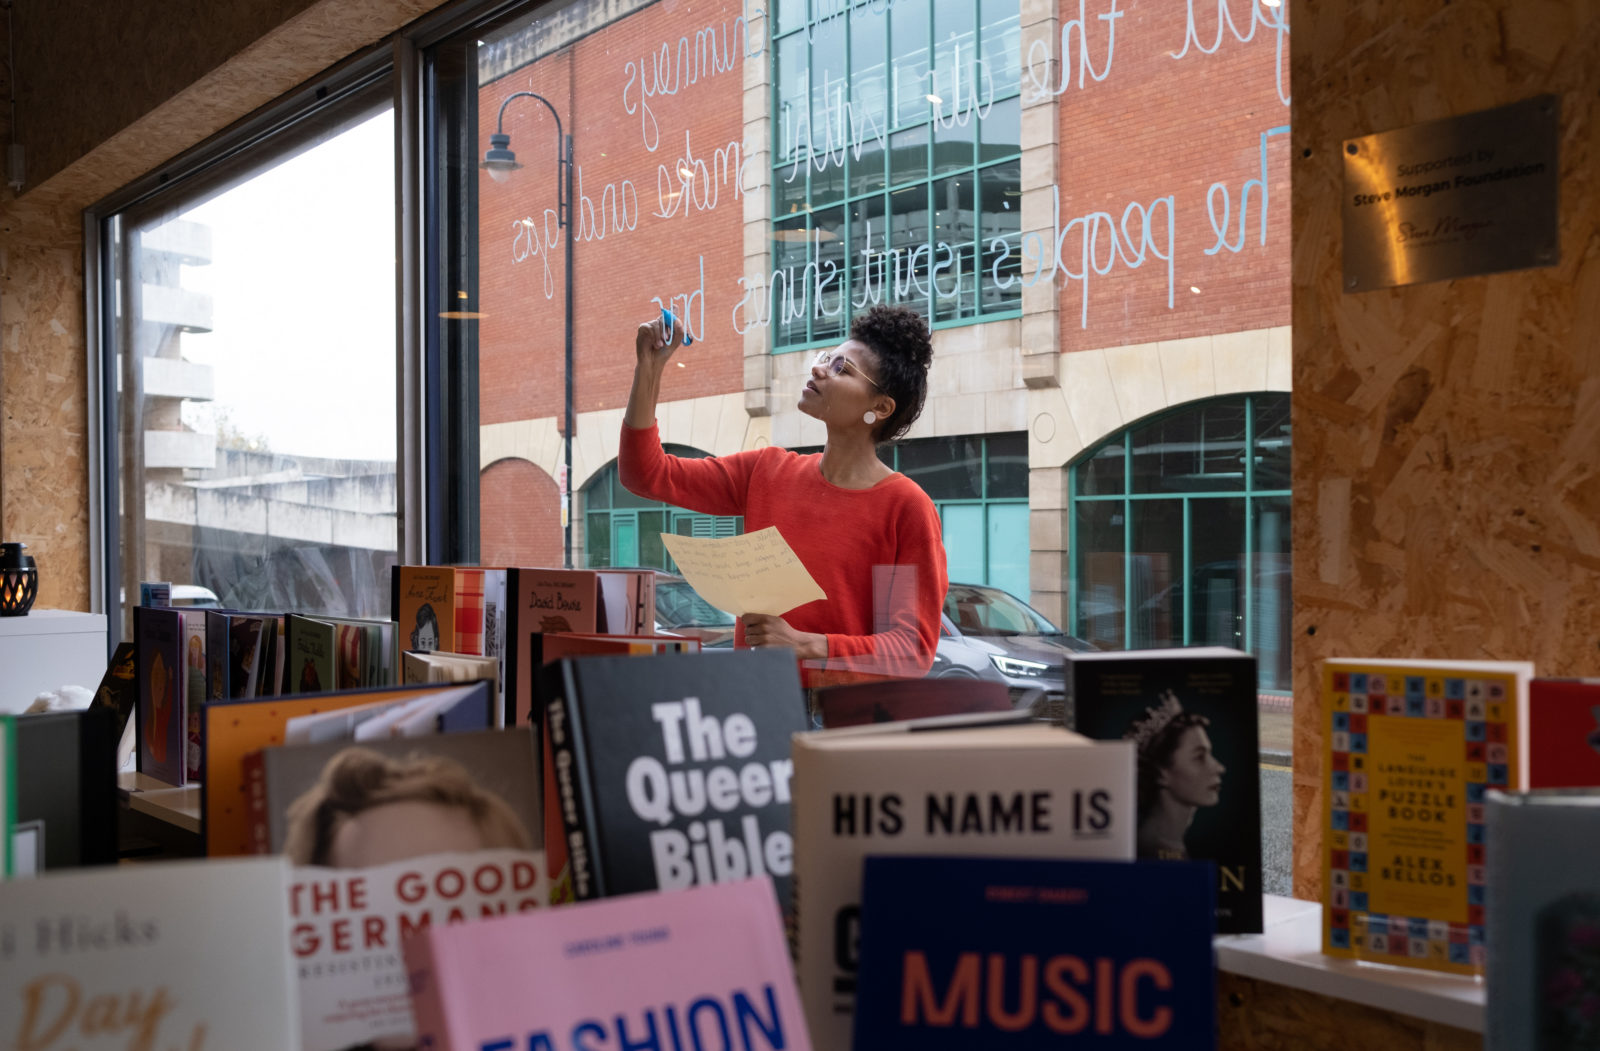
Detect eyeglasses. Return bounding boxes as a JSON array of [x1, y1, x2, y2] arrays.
[[813, 349, 884, 392]]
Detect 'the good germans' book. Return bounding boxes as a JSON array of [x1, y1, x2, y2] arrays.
[[853, 856, 1216, 1049], [402, 876, 810, 1051], [542, 649, 807, 912], [791, 717, 1135, 1049], [0, 857, 300, 1049], [1065, 647, 1263, 933], [1321, 657, 1533, 976], [1485, 789, 1600, 1051]]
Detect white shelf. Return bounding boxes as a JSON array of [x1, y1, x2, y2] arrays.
[[0, 609, 108, 713], [1215, 895, 1484, 1032]]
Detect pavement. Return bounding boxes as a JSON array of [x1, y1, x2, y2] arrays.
[[1258, 696, 1294, 767]]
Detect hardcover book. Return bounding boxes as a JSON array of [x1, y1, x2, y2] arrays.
[[1321, 657, 1534, 976], [0, 715, 12, 876], [204, 681, 491, 857], [134, 604, 186, 785], [1485, 789, 1600, 1051], [791, 718, 1136, 1048], [504, 567, 603, 727], [286, 613, 339, 694], [541, 649, 807, 912], [13, 707, 119, 870], [853, 855, 1216, 1049], [813, 676, 1012, 728], [402, 876, 810, 1051], [1527, 678, 1600, 788], [1064, 647, 1264, 933], [392, 565, 456, 659], [0, 856, 300, 1048]]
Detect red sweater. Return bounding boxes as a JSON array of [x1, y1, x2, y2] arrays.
[[619, 422, 948, 686]]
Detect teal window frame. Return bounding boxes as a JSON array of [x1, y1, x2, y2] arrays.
[[1067, 393, 1292, 693], [770, 0, 1024, 354]]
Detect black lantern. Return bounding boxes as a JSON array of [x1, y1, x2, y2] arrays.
[[0, 542, 38, 616]]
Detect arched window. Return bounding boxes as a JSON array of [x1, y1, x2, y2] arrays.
[[582, 445, 743, 570], [1068, 393, 1291, 693]]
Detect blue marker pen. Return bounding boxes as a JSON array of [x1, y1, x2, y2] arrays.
[[661, 308, 694, 346]]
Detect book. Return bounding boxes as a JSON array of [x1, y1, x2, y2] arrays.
[[87, 640, 138, 740], [1527, 678, 1600, 788], [541, 649, 807, 911], [133, 604, 186, 784], [293, 849, 548, 1051], [0, 856, 299, 1047], [285, 612, 339, 694], [0, 715, 11, 876], [597, 567, 657, 634], [204, 681, 491, 857], [182, 609, 207, 781], [401, 876, 811, 1051], [402, 648, 499, 697], [853, 856, 1217, 1048], [813, 676, 1012, 728], [504, 567, 603, 727], [1064, 646, 1264, 933], [791, 718, 1136, 1047], [252, 726, 542, 858], [1321, 657, 1534, 976], [1485, 789, 1600, 1051], [13, 707, 119, 870], [392, 564, 457, 661]]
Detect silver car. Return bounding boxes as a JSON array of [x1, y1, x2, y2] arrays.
[[933, 583, 1097, 718]]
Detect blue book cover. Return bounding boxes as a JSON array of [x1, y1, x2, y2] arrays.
[[853, 856, 1216, 1049]]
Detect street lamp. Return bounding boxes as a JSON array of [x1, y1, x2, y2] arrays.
[[482, 91, 576, 568]]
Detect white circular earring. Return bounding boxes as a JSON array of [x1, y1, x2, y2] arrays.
[[863, 411, 877, 425]]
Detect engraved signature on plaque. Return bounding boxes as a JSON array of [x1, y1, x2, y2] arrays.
[[1342, 96, 1559, 291]]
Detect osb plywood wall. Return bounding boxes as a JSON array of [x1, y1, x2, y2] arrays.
[[1291, 0, 1600, 897], [0, 0, 448, 611]]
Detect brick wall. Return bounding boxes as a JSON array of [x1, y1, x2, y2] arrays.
[[479, 457, 563, 566]]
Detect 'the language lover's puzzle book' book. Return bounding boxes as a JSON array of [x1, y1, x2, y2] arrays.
[[791, 717, 1135, 1048], [0, 857, 300, 1049], [1321, 657, 1534, 976], [401, 876, 811, 1051], [291, 850, 548, 1051], [853, 855, 1217, 1049], [1527, 678, 1600, 788], [1065, 647, 1263, 933], [541, 648, 807, 914], [1485, 789, 1600, 1051]]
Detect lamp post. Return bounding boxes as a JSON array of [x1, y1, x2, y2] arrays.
[[482, 91, 575, 568]]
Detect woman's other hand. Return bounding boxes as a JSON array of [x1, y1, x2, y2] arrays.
[[741, 613, 826, 661]]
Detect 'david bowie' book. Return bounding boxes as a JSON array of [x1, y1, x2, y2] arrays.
[[0, 857, 300, 1049], [403, 876, 809, 1051], [1065, 647, 1263, 933], [853, 856, 1216, 1049], [1321, 657, 1533, 976], [542, 649, 807, 912]]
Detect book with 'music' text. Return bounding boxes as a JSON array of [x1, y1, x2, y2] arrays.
[[791, 717, 1135, 1049], [853, 855, 1216, 1049]]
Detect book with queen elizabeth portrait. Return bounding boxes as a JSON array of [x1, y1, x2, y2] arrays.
[[1063, 647, 1263, 934]]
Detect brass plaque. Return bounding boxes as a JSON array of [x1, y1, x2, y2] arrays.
[[1343, 95, 1559, 292]]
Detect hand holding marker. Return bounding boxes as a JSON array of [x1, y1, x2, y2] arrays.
[[661, 308, 693, 346]]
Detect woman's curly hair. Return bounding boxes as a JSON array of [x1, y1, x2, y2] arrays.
[[850, 305, 933, 442]]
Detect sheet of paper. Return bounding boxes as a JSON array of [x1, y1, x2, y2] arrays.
[[659, 527, 826, 616]]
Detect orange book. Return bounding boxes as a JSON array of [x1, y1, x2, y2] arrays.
[[392, 565, 456, 657]]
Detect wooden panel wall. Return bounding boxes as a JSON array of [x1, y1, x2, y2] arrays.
[[1290, 0, 1600, 897], [0, 0, 448, 611]]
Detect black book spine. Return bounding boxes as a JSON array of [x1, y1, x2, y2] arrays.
[[503, 568, 521, 727], [542, 659, 604, 900]]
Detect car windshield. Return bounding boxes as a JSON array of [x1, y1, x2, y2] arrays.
[[656, 581, 736, 627], [944, 584, 1063, 637]]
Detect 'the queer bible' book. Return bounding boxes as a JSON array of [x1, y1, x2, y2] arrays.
[[1527, 678, 1600, 788], [791, 718, 1135, 1049], [854, 856, 1216, 1049], [1486, 789, 1600, 1051], [1065, 647, 1263, 933], [402, 876, 810, 1051], [0, 857, 300, 1048], [1321, 657, 1534, 976], [542, 649, 807, 911]]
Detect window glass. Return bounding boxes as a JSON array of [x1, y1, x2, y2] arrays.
[[979, 0, 1021, 99], [1253, 494, 1292, 691], [984, 431, 1028, 497], [1254, 394, 1292, 490], [813, 205, 848, 342], [979, 160, 1022, 313], [931, 172, 975, 320], [890, 1, 931, 127], [1130, 400, 1249, 493], [109, 104, 397, 633], [1075, 501, 1126, 651], [899, 435, 982, 501]]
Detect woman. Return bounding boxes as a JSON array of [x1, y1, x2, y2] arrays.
[[1126, 690, 1227, 860], [619, 305, 946, 686]]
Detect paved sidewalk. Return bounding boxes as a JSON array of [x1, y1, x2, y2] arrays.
[[1259, 701, 1294, 766]]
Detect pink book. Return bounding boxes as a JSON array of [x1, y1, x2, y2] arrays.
[[402, 877, 811, 1051]]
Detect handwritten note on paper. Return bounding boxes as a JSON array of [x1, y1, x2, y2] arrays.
[[659, 527, 826, 616]]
